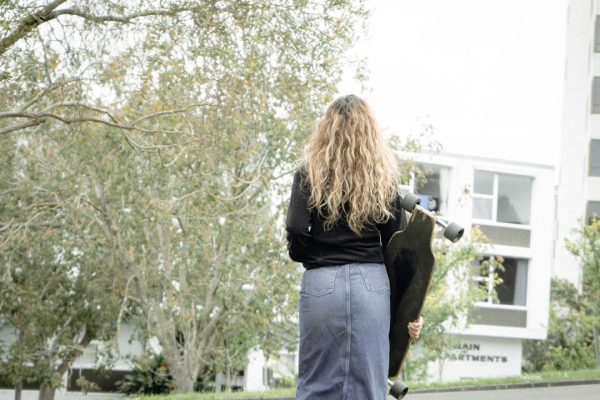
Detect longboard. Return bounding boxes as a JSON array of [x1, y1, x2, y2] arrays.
[[384, 193, 463, 399]]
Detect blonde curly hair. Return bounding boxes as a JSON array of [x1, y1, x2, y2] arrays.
[[298, 94, 401, 234]]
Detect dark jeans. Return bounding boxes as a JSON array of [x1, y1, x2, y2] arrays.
[[296, 263, 390, 400]]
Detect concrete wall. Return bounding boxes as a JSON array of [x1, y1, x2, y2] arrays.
[[0, 390, 121, 400], [555, 0, 595, 287]]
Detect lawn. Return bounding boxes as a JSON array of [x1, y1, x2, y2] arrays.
[[135, 368, 600, 400]]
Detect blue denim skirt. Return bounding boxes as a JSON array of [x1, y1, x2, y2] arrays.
[[296, 263, 390, 400]]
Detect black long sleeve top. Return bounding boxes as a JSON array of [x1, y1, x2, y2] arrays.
[[285, 168, 407, 270]]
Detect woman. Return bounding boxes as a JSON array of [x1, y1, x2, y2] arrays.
[[285, 94, 423, 400]]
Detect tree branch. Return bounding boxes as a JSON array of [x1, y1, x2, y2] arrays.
[[52, 6, 200, 24], [0, 2, 204, 57], [0, 102, 212, 154], [0, 0, 68, 57], [0, 119, 43, 135]]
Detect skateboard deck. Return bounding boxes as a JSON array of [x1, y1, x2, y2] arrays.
[[385, 207, 436, 379], [384, 193, 464, 399]]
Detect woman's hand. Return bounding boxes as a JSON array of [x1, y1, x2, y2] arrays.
[[407, 315, 424, 339]]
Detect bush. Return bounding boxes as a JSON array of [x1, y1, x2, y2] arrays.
[[522, 278, 597, 372], [117, 353, 175, 395]]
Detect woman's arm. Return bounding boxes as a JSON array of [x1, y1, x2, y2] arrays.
[[376, 193, 408, 255], [285, 169, 312, 262]]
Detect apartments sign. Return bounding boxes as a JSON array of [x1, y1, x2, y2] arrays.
[[447, 342, 509, 363]]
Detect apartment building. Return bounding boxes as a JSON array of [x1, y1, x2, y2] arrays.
[[555, 0, 600, 287], [403, 152, 555, 381]]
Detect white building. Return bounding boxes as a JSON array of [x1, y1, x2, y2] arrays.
[[397, 151, 555, 381], [555, 0, 600, 288]]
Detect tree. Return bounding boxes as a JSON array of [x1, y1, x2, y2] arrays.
[[524, 278, 597, 372], [0, 1, 367, 143], [523, 220, 600, 372], [563, 220, 600, 368], [1, 0, 370, 396], [0, 129, 127, 400], [565, 219, 600, 365]]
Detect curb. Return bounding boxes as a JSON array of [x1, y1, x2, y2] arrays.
[[408, 379, 600, 394], [233, 379, 600, 400]]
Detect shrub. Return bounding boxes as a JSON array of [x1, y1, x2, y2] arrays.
[[117, 354, 175, 395]]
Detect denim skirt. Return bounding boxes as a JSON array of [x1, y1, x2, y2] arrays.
[[296, 263, 390, 400]]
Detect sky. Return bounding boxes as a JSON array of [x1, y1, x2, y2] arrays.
[[338, 0, 568, 166]]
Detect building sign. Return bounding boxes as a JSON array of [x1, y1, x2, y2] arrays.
[[447, 342, 509, 363], [428, 336, 523, 381]]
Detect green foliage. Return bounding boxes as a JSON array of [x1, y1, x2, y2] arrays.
[[0, 129, 126, 392], [1, 0, 371, 395], [401, 227, 488, 381], [523, 220, 600, 372], [523, 278, 597, 372], [389, 118, 443, 186], [471, 254, 505, 304], [117, 354, 176, 395], [565, 220, 600, 319]]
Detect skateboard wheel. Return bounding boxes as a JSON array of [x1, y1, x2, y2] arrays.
[[389, 380, 409, 399], [400, 192, 420, 212], [444, 222, 464, 243]]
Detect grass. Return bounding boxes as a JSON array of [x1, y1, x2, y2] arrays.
[[409, 367, 600, 391], [134, 368, 600, 400], [135, 388, 295, 400]]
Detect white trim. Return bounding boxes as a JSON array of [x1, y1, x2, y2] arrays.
[[396, 150, 554, 170], [475, 303, 528, 312], [479, 244, 533, 259], [472, 220, 532, 230], [457, 325, 547, 340]]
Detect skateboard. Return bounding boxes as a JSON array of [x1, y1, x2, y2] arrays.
[[385, 193, 464, 399]]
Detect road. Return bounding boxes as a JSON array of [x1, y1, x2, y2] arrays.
[[398, 383, 599, 400]]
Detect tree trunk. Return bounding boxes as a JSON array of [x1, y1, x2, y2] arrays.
[[593, 324, 600, 368], [170, 365, 197, 394], [225, 367, 231, 391], [437, 358, 445, 381], [14, 381, 22, 400], [38, 384, 55, 400], [171, 374, 196, 394], [15, 327, 25, 400]]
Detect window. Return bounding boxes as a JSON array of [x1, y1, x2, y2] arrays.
[[68, 369, 129, 392], [595, 16, 600, 53], [586, 201, 600, 224], [469, 255, 529, 328], [473, 255, 528, 306], [590, 139, 600, 176], [263, 367, 273, 386], [472, 171, 533, 225], [592, 77, 600, 114], [415, 163, 451, 214], [476, 225, 531, 247]]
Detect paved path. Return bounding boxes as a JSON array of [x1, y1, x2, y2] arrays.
[[399, 383, 600, 400]]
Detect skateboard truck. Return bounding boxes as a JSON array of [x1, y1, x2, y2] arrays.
[[400, 192, 464, 243]]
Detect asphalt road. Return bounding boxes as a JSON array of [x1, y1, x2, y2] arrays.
[[398, 383, 600, 400]]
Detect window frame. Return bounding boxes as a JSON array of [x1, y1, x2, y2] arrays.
[[595, 15, 600, 53], [474, 255, 529, 310], [414, 162, 452, 215], [586, 200, 600, 224], [472, 170, 533, 229], [592, 77, 600, 114], [589, 139, 600, 176]]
